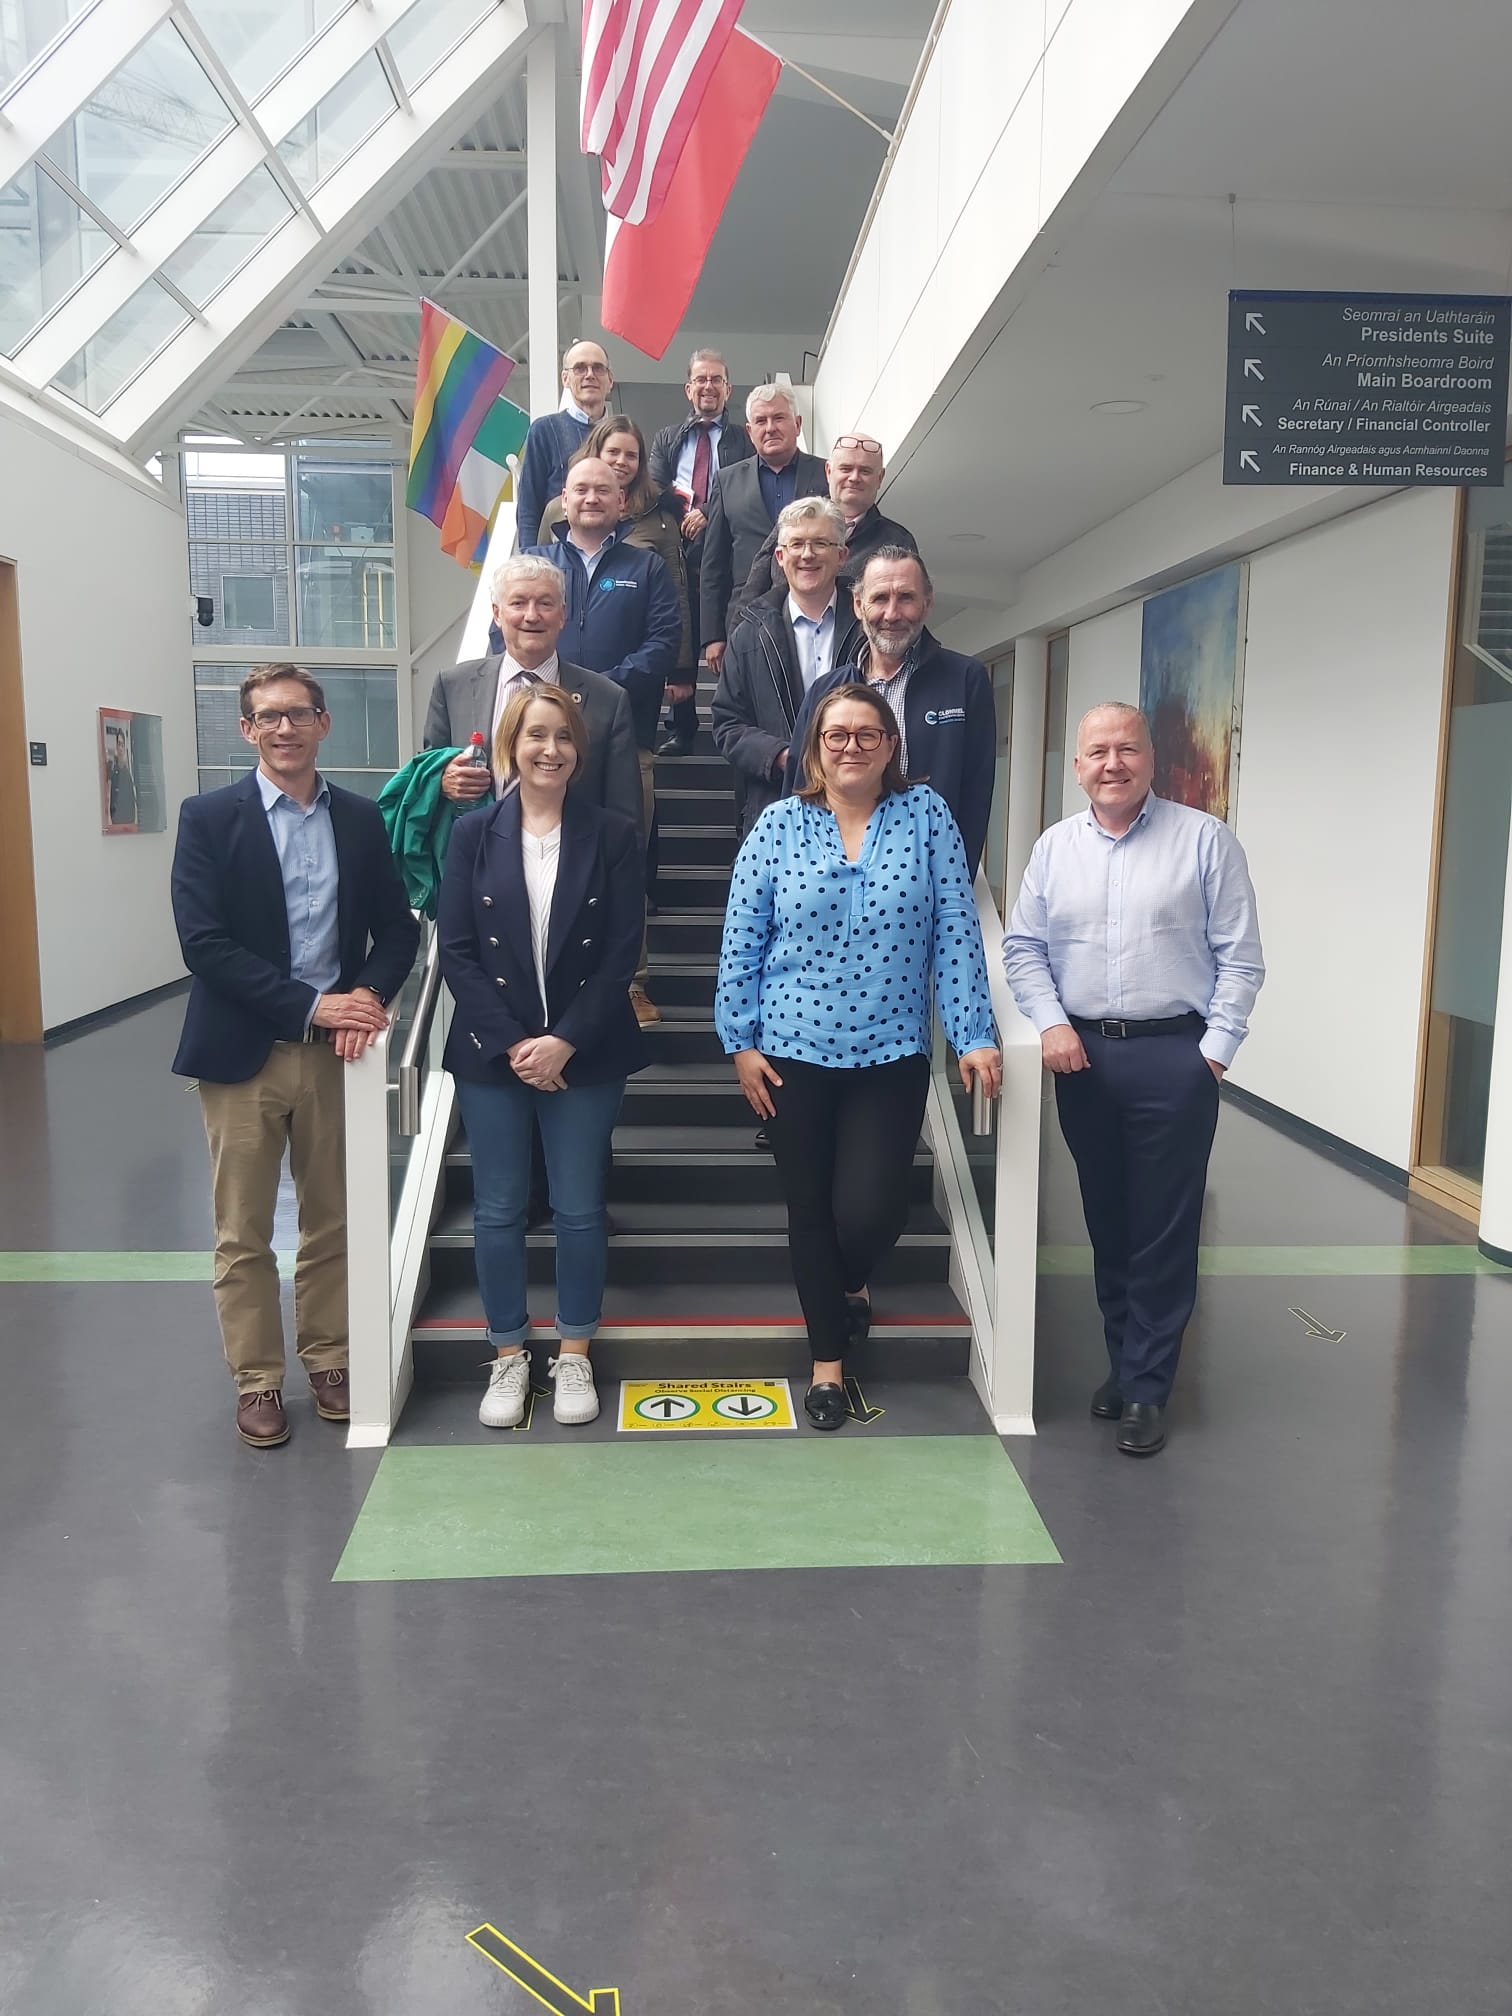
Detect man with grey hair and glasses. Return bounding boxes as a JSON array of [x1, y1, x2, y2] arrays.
[[712, 495, 864, 838], [649, 346, 755, 756], [513, 339, 615, 565], [699, 381, 826, 677], [1003, 702, 1264, 1459]]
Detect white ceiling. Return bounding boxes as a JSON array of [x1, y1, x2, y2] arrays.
[[201, 0, 937, 439], [882, 0, 1512, 610]]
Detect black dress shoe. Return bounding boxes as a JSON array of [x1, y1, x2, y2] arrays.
[[845, 1295, 871, 1343], [657, 733, 694, 758], [1116, 1402, 1165, 1457], [1090, 1377, 1124, 1421], [804, 1382, 848, 1431], [753, 1126, 771, 1152]]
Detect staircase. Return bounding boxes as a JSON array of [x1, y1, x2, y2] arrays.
[[407, 698, 973, 1386]]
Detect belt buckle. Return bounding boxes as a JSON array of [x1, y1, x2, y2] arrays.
[[1100, 1018, 1128, 1039]]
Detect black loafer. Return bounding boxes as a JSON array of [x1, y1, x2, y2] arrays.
[[845, 1295, 871, 1343], [804, 1382, 848, 1430], [753, 1127, 772, 1152], [657, 734, 694, 758], [1090, 1377, 1124, 1420], [1116, 1402, 1165, 1457]]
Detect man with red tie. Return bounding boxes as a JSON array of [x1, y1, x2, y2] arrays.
[[647, 348, 754, 757]]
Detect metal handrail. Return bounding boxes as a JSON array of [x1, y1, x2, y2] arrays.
[[397, 921, 443, 1137]]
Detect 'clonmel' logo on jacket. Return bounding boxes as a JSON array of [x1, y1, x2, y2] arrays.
[[924, 706, 966, 726], [598, 576, 640, 592]]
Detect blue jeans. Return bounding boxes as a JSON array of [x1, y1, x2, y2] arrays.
[[455, 1076, 626, 1347]]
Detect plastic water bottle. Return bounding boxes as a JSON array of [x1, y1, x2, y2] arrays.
[[468, 731, 488, 768]]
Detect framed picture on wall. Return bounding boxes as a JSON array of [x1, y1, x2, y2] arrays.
[[98, 709, 167, 836], [1138, 562, 1248, 824]]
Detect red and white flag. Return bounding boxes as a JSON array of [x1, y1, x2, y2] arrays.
[[601, 27, 780, 359], [581, 0, 746, 227]]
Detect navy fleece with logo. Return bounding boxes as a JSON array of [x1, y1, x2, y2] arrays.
[[523, 528, 682, 750], [783, 632, 996, 873]]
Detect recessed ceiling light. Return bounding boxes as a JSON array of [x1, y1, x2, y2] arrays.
[[1091, 399, 1146, 415], [945, 531, 986, 542]]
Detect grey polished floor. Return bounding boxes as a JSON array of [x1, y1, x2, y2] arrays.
[[1, 1001, 1509, 2015]]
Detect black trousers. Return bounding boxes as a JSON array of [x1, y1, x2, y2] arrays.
[[664, 549, 701, 740], [765, 1053, 931, 1362], [1053, 1028, 1220, 1405]]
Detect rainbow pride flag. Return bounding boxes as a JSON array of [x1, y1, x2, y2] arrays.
[[406, 300, 530, 567]]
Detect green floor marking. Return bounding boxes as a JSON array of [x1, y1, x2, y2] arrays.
[[1038, 1244, 1511, 1277], [3, 1245, 1507, 1286], [0, 1252, 295, 1283], [332, 1437, 1062, 1582]]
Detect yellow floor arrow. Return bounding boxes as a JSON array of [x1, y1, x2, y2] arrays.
[[467, 1924, 622, 2015]]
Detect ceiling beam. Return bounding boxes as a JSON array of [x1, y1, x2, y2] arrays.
[[441, 147, 528, 172]]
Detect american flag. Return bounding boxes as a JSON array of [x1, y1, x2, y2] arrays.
[[580, 0, 745, 227]]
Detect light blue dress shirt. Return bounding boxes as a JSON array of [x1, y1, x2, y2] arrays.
[[716, 785, 997, 1069], [256, 767, 340, 1022], [674, 416, 724, 493], [1002, 792, 1264, 1068], [789, 592, 837, 691]]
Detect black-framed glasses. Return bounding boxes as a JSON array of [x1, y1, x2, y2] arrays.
[[783, 537, 840, 556], [245, 706, 321, 729], [820, 725, 886, 752]]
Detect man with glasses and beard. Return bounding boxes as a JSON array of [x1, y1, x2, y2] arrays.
[[171, 665, 419, 1449], [784, 546, 995, 875]]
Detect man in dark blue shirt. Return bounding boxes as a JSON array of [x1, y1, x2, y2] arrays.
[[513, 339, 614, 553]]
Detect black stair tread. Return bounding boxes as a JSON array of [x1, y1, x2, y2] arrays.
[[647, 907, 727, 920], [414, 1276, 967, 1324], [449, 1124, 927, 1160], [640, 1004, 716, 1027], [624, 1062, 736, 1084], [430, 1196, 946, 1239]]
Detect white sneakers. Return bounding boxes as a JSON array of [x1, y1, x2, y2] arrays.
[[549, 1353, 600, 1425], [478, 1347, 600, 1427], [478, 1349, 532, 1428]]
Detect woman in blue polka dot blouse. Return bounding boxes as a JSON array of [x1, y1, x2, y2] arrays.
[[715, 683, 1001, 1429]]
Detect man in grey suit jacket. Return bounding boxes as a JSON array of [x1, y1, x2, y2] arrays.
[[700, 383, 826, 675], [424, 554, 641, 835]]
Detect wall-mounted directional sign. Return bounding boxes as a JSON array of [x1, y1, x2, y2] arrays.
[[1223, 290, 1510, 487]]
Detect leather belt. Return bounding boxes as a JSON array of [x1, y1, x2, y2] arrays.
[[1068, 1012, 1205, 1040]]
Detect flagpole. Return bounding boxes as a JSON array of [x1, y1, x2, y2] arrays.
[[738, 33, 896, 143]]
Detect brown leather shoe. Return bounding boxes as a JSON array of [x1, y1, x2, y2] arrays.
[[308, 1367, 350, 1421], [629, 984, 662, 1027], [237, 1388, 289, 1447]]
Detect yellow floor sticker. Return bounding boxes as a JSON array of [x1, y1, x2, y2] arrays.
[[618, 1378, 796, 1432]]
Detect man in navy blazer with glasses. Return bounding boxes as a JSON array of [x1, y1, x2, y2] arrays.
[[171, 664, 419, 1451]]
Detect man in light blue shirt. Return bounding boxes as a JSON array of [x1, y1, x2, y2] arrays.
[[256, 767, 340, 1022], [1003, 702, 1264, 1456]]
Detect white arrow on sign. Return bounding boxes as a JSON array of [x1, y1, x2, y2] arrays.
[[1242, 403, 1261, 426], [1245, 311, 1266, 334], [1239, 450, 1260, 474], [1243, 357, 1265, 381]]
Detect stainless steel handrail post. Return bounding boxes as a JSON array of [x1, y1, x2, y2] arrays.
[[397, 923, 443, 1137]]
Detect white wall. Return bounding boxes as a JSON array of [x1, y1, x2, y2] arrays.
[[1233, 489, 1453, 1166], [813, 0, 1236, 460], [1060, 601, 1143, 814], [0, 400, 196, 1030]]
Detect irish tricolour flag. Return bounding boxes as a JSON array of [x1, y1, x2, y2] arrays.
[[405, 301, 530, 568]]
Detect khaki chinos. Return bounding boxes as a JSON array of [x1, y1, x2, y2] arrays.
[[198, 1034, 347, 1393]]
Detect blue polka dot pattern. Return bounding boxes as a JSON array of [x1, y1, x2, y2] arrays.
[[714, 785, 998, 1068]]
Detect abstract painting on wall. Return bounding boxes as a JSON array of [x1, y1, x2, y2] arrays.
[[1138, 562, 1248, 822]]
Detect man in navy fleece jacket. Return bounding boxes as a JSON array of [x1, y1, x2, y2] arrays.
[[524, 456, 681, 1022]]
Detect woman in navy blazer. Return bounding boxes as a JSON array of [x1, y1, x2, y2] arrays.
[[438, 686, 647, 1428]]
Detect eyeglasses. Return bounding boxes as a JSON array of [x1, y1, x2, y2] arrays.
[[689, 374, 728, 388], [245, 706, 321, 729], [832, 434, 883, 455], [783, 537, 840, 555], [820, 725, 886, 752], [566, 362, 607, 376]]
